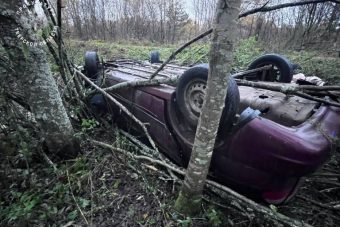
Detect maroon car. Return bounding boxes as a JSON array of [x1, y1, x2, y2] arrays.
[[84, 52, 340, 204]]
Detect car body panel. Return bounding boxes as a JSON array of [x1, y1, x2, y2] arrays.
[[99, 64, 340, 203], [238, 86, 318, 126]]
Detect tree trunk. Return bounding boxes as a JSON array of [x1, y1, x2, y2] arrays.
[[0, 0, 80, 158], [175, 0, 241, 215]]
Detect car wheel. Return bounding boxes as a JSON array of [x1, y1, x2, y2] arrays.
[[176, 66, 240, 135], [85, 51, 100, 79], [150, 51, 161, 64], [89, 94, 107, 116], [248, 54, 294, 83]]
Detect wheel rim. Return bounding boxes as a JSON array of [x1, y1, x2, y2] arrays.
[[184, 79, 207, 117]]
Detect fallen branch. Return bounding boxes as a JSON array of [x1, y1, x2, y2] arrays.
[[92, 139, 311, 227], [119, 129, 162, 159], [298, 85, 340, 91], [236, 79, 340, 107], [296, 195, 340, 211], [100, 67, 340, 107], [104, 66, 271, 91], [104, 76, 179, 92], [75, 69, 159, 152], [295, 91, 340, 107], [118, 129, 180, 185]]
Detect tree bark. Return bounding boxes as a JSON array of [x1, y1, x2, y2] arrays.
[[175, 0, 241, 214], [0, 0, 80, 158]]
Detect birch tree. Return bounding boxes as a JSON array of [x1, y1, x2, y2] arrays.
[[0, 0, 80, 158], [175, 0, 241, 214]]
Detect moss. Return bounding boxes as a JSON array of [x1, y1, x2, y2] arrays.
[[174, 191, 202, 215]]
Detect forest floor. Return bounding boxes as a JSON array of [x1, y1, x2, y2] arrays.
[[1, 39, 340, 226]]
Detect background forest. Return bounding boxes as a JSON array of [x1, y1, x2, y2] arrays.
[[62, 0, 339, 51]]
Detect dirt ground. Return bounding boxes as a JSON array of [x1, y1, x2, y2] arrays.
[[1, 124, 339, 226]]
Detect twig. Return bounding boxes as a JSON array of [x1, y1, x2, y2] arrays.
[[119, 129, 161, 159], [118, 129, 180, 184], [91, 140, 185, 176], [41, 151, 59, 175], [148, 29, 213, 80], [40, 0, 57, 26], [296, 195, 340, 211], [92, 139, 311, 227], [66, 170, 89, 225], [239, 0, 340, 18]]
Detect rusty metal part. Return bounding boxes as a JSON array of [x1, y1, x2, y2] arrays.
[[238, 86, 318, 126]]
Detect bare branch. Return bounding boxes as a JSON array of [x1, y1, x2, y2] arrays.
[[236, 79, 340, 107], [109, 66, 269, 90], [299, 85, 340, 91], [75, 69, 159, 152], [104, 66, 272, 91], [104, 76, 179, 92], [148, 29, 213, 80], [102, 65, 340, 107], [239, 0, 340, 18]]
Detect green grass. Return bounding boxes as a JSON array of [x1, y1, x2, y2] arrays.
[[285, 51, 340, 84], [66, 37, 340, 84], [65, 37, 262, 69]]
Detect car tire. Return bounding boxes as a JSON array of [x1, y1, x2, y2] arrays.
[[176, 66, 240, 134], [90, 93, 106, 108], [150, 51, 161, 64], [85, 51, 100, 79], [248, 54, 294, 83]]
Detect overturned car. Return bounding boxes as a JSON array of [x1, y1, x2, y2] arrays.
[[84, 51, 340, 204]]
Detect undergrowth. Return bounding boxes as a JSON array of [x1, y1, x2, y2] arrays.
[[0, 125, 232, 226], [66, 37, 340, 84]]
